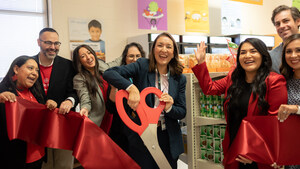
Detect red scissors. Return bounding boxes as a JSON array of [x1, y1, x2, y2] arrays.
[[116, 87, 172, 169]]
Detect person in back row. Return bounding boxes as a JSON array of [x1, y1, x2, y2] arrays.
[[107, 42, 146, 153], [270, 5, 300, 73]]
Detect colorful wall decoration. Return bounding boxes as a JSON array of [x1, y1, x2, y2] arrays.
[[184, 0, 210, 33], [138, 0, 167, 31], [230, 0, 263, 5]]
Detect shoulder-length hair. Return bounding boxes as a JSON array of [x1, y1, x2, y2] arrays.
[[226, 38, 272, 115], [121, 42, 146, 65], [148, 32, 183, 75], [280, 34, 300, 80], [72, 44, 103, 98], [1, 56, 45, 103]]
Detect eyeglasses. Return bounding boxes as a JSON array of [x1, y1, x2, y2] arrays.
[[127, 54, 141, 59], [39, 39, 61, 47]]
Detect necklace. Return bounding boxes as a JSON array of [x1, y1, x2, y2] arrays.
[[17, 89, 35, 102]]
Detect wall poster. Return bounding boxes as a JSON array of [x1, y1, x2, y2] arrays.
[[184, 0, 210, 33], [221, 0, 242, 35], [69, 18, 106, 61], [230, 0, 263, 5], [138, 0, 167, 31]]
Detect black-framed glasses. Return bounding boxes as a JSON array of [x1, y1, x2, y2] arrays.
[[39, 39, 61, 47]]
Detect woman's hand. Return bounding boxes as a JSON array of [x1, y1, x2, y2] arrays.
[[127, 85, 140, 111], [0, 92, 16, 103], [159, 93, 173, 112], [271, 162, 283, 169], [235, 155, 253, 165], [46, 99, 57, 110], [194, 41, 207, 65], [79, 107, 89, 116], [278, 104, 298, 122]]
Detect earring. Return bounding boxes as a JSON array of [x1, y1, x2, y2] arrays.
[[12, 74, 17, 81]]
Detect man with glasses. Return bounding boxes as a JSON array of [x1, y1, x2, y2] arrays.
[[33, 27, 79, 169]]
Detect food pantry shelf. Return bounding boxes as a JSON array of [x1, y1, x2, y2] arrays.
[[185, 73, 228, 169], [195, 117, 226, 126], [196, 159, 224, 169]]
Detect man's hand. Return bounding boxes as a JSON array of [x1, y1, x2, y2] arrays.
[[58, 100, 73, 114]]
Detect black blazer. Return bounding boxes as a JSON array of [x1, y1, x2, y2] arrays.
[[103, 58, 186, 159], [32, 54, 79, 107]]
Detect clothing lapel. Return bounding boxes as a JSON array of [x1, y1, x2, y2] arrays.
[[34, 54, 46, 98], [168, 75, 177, 99], [47, 57, 58, 95], [147, 72, 156, 107]]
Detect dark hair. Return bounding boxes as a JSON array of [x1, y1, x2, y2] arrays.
[[280, 34, 300, 79], [121, 42, 146, 65], [72, 44, 103, 98], [226, 38, 272, 116], [1, 56, 44, 103], [271, 5, 300, 28], [39, 28, 59, 38], [148, 32, 183, 75], [88, 20, 102, 30]]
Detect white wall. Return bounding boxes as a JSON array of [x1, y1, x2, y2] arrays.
[[49, 0, 291, 61]]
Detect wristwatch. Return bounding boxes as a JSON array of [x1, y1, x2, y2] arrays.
[[296, 105, 300, 115]]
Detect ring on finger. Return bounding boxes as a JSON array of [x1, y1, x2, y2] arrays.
[[283, 110, 287, 114]]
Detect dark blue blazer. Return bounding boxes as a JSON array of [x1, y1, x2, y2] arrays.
[[103, 58, 186, 159]]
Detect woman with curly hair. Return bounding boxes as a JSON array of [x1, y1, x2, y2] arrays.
[[192, 38, 287, 169]]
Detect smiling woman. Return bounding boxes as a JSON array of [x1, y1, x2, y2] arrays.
[[103, 32, 186, 169], [0, 56, 49, 169], [192, 38, 287, 169]]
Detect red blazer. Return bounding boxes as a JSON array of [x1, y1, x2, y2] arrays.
[[192, 63, 287, 169]]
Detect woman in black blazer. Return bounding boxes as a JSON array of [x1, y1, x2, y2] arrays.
[[103, 32, 186, 169]]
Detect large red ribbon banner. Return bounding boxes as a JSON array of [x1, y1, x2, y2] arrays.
[[5, 97, 140, 169], [223, 116, 300, 168]]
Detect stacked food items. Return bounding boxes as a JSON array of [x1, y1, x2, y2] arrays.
[[200, 124, 226, 163], [179, 54, 234, 73], [199, 91, 225, 119]]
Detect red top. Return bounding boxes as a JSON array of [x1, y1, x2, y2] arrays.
[[192, 63, 287, 169], [39, 65, 53, 95], [98, 76, 112, 134], [17, 89, 45, 163]]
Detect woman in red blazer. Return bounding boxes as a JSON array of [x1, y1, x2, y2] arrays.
[[192, 38, 287, 169]]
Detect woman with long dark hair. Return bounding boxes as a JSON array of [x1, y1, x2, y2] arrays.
[[192, 38, 287, 169], [278, 34, 300, 169], [72, 44, 110, 128], [0, 56, 56, 169]]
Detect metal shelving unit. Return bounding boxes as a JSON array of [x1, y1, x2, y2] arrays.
[[184, 73, 227, 169]]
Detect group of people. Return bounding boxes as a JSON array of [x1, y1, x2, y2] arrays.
[[0, 4, 300, 169], [192, 4, 300, 169], [0, 26, 186, 169]]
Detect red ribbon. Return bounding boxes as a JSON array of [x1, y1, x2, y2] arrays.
[[223, 115, 300, 168], [5, 97, 140, 169]]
